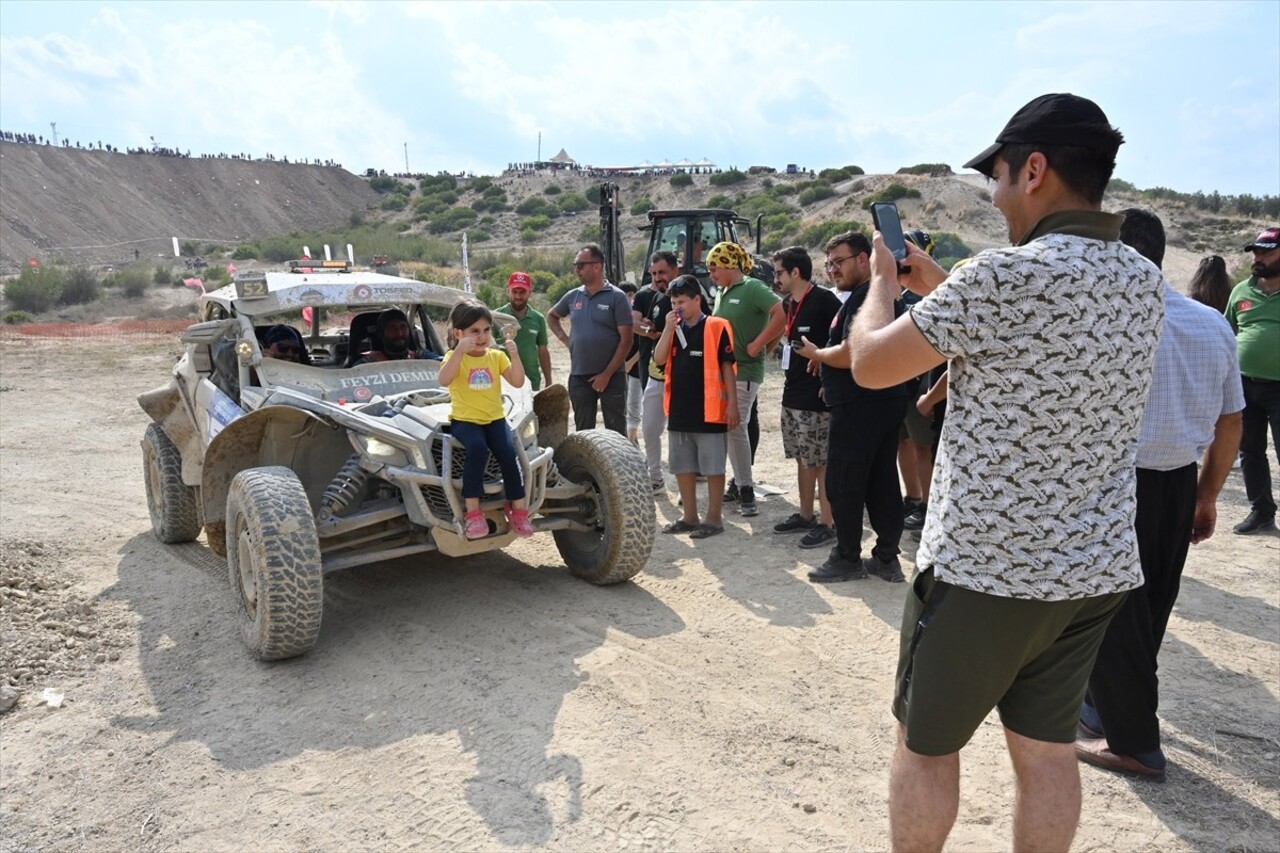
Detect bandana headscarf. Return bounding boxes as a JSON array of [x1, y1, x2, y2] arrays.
[[706, 241, 752, 273]]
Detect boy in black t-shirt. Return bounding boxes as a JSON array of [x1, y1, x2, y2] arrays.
[[653, 276, 738, 539]]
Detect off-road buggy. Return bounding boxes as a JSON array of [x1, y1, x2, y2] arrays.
[[139, 260, 655, 660]]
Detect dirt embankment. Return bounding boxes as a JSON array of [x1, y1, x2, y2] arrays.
[[0, 142, 379, 273]]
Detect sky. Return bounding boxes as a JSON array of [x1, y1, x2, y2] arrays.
[[1, 0, 1277, 197]]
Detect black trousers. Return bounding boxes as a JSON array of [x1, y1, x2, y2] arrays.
[[1240, 376, 1280, 515], [1086, 463, 1197, 754], [568, 373, 626, 435], [825, 398, 907, 562]]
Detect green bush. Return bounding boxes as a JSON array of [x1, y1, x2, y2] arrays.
[[547, 277, 575, 303], [577, 224, 601, 243], [543, 184, 562, 195], [380, 194, 408, 211], [469, 229, 491, 243], [471, 176, 493, 193], [231, 245, 257, 260], [770, 184, 797, 197], [430, 190, 459, 206], [482, 185, 507, 201], [5, 266, 64, 312], [669, 173, 694, 188], [630, 197, 655, 216], [204, 266, 231, 287], [586, 185, 602, 204], [520, 227, 540, 244], [418, 174, 458, 194], [796, 220, 866, 250], [3, 310, 33, 324], [429, 207, 478, 234], [931, 232, 972, 262], [479, 215, 497, 226], [153, 265, 174, 285], [516, 197, 552, 216], [862, 183, 922, 210], [557, 192, 591, 212], [706, 194, 732, 209], [819, 167, 851, 182], [798, 186, 836, 205], [180, 240, 200, 257], [61, 267, 100, 305], [417, 196, 450, 216], [475, 282, 505, 309], [116, 265, 151, 299], [709, 169, 747, 186], [369, 176, 399, 193], [896, 163, 952, 176], [845, 165, 866, 176], [524, 214, 552, 231]]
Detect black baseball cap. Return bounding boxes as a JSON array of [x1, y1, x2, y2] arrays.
[[1244, 227, 1280, 251], [964, 93, 1123, 178]]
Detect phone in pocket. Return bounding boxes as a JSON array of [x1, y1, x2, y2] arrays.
[[871, 202, 910, 273]]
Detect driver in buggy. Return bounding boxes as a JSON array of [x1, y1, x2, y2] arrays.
[[353, 309, 443, 365], [262, 324, 309, 364]]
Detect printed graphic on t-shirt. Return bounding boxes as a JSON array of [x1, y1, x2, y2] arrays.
[[468, 367, 494, 391]]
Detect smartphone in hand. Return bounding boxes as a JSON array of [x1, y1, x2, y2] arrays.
[[871, 202, 909, 273]]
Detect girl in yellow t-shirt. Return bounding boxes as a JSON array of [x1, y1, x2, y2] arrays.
[[438, 300, 533, 539]]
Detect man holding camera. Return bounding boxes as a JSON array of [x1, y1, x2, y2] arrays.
[[848, 94, 1164, 851]]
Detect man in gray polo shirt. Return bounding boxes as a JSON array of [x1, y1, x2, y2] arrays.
[[549, 243, 634, 434]]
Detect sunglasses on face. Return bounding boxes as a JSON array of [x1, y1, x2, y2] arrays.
[[573, 261, 601, 269]]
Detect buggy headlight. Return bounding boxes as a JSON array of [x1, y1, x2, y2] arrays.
[[518, 414, 538, 446], [355, 435, 409, 466]]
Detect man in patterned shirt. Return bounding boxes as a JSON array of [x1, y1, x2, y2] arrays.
[[848, 93, 1164, 851]]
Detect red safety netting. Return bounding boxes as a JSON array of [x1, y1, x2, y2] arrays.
[[0, 318, 195, 340]]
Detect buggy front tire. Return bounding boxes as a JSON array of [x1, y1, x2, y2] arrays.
[[142, 423, 201, 543], [551, 431, 654, 584], [226, 466, 323, 660]]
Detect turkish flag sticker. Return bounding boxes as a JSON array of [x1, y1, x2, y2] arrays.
[[1239, 300, 1254, 312]]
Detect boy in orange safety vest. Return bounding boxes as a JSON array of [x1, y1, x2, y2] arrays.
[[654, 275, 738, 539]]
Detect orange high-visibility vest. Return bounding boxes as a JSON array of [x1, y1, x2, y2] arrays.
[[664, 316, 736, 424]]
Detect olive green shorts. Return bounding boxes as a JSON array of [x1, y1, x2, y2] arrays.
[[893, 566, 1127, 756]]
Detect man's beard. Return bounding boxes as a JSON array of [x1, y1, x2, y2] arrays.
[[1253, 259, 1280, 279]]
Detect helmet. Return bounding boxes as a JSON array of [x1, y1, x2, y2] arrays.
[[904, 229, 935, 256]]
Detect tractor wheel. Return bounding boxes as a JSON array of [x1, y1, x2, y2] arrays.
[[142, 423, 200, 543], [551, 431, 654, 584], [225, 467, 323, 660]]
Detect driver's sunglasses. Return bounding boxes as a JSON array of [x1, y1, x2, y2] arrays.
[[573, 261, 601, 269], [274, 344, 301, 355]]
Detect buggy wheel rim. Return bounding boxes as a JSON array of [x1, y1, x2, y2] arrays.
[[235, 516, 258, 618], [144, 445, 163, 520]]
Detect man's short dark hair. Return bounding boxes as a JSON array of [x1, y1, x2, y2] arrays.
[[649, 250, 678, 268], [824, 231, 872, 257], [619, 281, 638, 295], [668, 275, 703, 301], [1117, 208, 1166, 269], [578, 243, 605, 262], [772, 245, 812, 280], [999, 141, 1122, 207]]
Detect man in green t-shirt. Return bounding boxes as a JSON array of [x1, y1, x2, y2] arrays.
[[1225, 227, 1280, 533], [708, 241, 785, 517], [498, 272, 553, 391]]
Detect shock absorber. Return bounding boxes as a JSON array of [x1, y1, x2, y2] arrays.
[[319, 454, 369, 520]]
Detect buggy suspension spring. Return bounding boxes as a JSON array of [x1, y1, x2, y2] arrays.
[[320, 454, 369, 519]]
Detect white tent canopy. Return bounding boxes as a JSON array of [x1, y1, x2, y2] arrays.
[[548, 148, 576, 165], [695, 157, 715, 167]]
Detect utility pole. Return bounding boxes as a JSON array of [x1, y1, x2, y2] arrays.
[[50, 122, 58, 146], [404, 142, 409, 174], [537, 131, 541, 163]]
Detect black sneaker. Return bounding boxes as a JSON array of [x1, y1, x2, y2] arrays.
[[1234, 510, 1276, 534], [808, 548, 867, 583], [724, 479, 740, 503], [798, 524, 836, 549], [774, 512, 815, 534], [739, 485, 758, 517], [903, 501, 927, 531], [902, 496, 921, 517], [864, 554, 905, 583]]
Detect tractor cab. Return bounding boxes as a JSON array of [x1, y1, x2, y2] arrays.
[[639, 209, 774, 296]]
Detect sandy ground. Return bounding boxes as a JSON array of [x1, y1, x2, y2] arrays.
[[1, 335, 1277, 852]]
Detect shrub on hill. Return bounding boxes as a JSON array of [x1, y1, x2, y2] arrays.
[[114, 265, 152, 299], [61, 267, 100, 305], [709, 169, 747, 187], [862, 183, 922, 209], [819, 167, 851, 182], [516, 197, 553, 216], [369, 176, 399, 193], [418, 174, 458, 194], [543, 184, 562, 195], [153, 265, 173, 285], [523, 214, 552, 231], [795, 220, 866, 250], [706, 194, 732, 209], [586, 185, 602, 204], [630, 197, 655, 216], [380, 194, 408, 212], [930, 232, 972, 265], [416, 196, 450, 216], [557, 192, 591, 212], [670, 173, 694, 188], [469, 229, 491, 243], [231, 245, 257, 260], [798, 186, 836, 206], [5, 266, 63, 312], [897, 163, 953, 176], [471, 176, 493, 193], [429, 207, 478, 234], [578, 224, 601, 243], [520, 226, 540, 244], [769, 184, 797, 197], [3, 311, 33, 325]]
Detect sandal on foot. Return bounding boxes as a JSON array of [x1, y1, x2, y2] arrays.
[[690, 523, 724, 539], [662, 519, 699, 534], [464, 510, 489, 539], [504, 503, 534, 537]]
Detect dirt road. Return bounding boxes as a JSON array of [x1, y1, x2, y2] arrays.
[[2, 335, 1277, 851]]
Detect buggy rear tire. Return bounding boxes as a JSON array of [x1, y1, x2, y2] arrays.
[[226, 467, 323, 660], [142, 422, 200, 543], [551, 431, 654, 584]]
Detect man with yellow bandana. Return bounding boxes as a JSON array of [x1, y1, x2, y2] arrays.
[[708, 241, 785, 517]]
